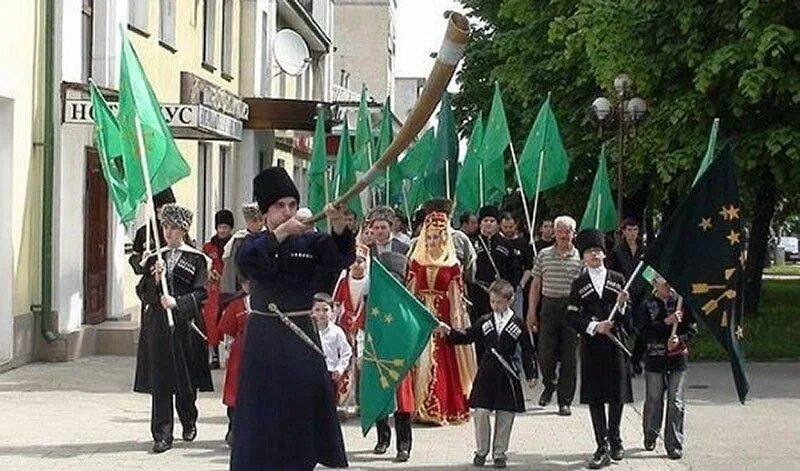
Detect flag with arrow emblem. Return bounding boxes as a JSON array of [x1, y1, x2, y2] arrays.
[[642, 144, 749, 403]]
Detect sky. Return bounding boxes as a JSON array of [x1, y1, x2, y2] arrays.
[[395, 0, 468, 93]]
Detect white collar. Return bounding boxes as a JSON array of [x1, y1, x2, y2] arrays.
[[317, 321, 331, 334], [587, 265, 607, 294], [493, 308, 514, 319], [493, 308, 514, 328]]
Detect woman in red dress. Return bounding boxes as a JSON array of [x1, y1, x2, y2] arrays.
[[332, 244, 370, 409], [407, 209, 477, 425]]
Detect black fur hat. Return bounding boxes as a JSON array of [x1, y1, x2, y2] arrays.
[[153, 188, 176, 209], [575, 229, 606, 257], [253, 167, 300, 213], [478, 205, 500, 222], [214, 209, 234, 228]]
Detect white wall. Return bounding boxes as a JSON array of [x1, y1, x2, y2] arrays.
[[0, 98, 14, 363], [52, 0, 92, 333]]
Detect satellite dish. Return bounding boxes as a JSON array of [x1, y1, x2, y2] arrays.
[[274, 29, 311, 76]]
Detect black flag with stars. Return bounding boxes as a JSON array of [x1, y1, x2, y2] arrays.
[[643, 144, 749, 403]]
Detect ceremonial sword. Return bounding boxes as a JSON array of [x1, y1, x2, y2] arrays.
[[265, 303, 325, 357]]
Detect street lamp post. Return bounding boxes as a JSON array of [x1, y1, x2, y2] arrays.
[[591, 74, 647, 221]]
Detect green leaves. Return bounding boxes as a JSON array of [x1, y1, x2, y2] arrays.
[[455, 0, 799, 236]]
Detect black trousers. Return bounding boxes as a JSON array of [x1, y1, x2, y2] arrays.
[[227, 406, 235, 433], [589, 402, 624, 449], [151, 391, 198, 442], [376, 412, 412, 452]]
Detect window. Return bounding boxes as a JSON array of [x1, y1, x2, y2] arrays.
[[203, 0, 217, 68], [81, 0, 93, 82], [221, 0, 233, 76], [129, 0, 149, 33], [276, 158, 286, 168], [159, 0, 176, 49]]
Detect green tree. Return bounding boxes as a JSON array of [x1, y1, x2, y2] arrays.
[[456, 0, 800, 316]]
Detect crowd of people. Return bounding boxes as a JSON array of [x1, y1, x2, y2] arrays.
[[128, 167, 699, 470]]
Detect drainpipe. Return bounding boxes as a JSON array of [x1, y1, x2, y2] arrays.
[[40, 0, 57, 342]]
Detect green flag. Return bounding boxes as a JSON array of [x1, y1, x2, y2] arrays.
[[117, 30, 190, 204], [480, 83, 510, 205], [692, 118, 720, 186], [89, 83, 138, 222], [307, 107, 329, 226], [374, 98, 403, 204], [405, 177, 434, 213], [353, 85, 373, 173], [399, 128, 434, 180], [579, 145, 617, 232], [642, 144, 749, 403], [372, 98, 391, 187], [334, 120, 363, 218], [423, 93, 459, 199], [360, 259, 438, 435], [518, 93, 569, 197], [643, 118, 722, 287], [455, 112, 484, 214]]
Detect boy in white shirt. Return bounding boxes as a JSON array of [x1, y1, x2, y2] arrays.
[[312, 293, 353, 404]]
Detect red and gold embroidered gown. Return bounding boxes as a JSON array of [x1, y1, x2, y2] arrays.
[[406, 257, 476, 425]]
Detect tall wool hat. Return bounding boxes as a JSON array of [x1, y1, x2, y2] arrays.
[[422, 198, 454, 215], [159, 203, 193, 232], [253, 167, 300, 213], [241, 202, 261, 220], [214, 209, 234, 228], [153, 188, 176, 209], [575, 229, 606, 257], [478, 205, 500, 222]]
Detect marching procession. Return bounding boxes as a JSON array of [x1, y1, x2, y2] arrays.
[[10, 0, 800, 469], [78, 8, 748, 471], [129, 175, 701, 470]]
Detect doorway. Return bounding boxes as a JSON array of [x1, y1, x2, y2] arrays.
[[83, 147, 109, 325]]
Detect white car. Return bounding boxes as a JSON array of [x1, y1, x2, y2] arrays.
[[778, 236, 800, 262]]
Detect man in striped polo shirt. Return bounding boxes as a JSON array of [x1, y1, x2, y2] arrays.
[[526, 215, 584, 416]]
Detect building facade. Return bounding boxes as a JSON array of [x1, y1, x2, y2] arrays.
[[2, 0, 340, 369], [332, 0, 396, 103], [238, 0, 335, 208], [0, 0, 45, 371]]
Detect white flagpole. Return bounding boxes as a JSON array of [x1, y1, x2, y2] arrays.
[[595, 192, 602, 229], [145, 204, 151, 255], [385, 167, 390, 204], [479, 163, 485, 207], [445, 160, 452, 200], [528, 148, 545, 256], [528, 91, 553, 255], [401, 179, 412, 229], [135, 114, 175, 328], [510, 141, 534, 248]]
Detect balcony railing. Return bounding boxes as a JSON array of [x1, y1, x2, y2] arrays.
[[331, 84, 360, 103]]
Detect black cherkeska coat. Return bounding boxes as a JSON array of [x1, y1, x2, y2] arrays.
[[448, 313, 538, 413], [133, 245, 214, 396], [232, 228, 354, 471], [566, 269, 633, 405]]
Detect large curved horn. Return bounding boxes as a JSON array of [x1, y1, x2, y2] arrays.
[[308, 12, 470, 223]]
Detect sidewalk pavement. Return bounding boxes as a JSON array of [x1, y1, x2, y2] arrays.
[[0, 357, 798, 470]]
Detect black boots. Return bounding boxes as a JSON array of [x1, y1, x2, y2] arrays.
[[587, 446, 610, 469]]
